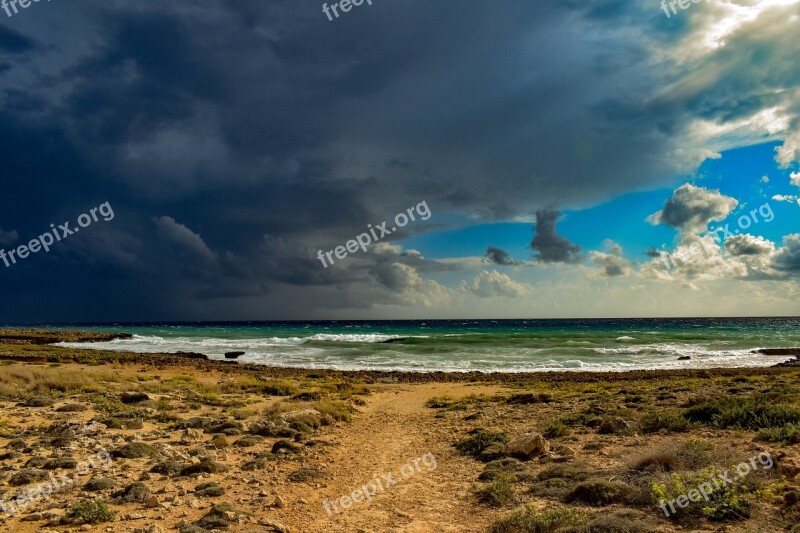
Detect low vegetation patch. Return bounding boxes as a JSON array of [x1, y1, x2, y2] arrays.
[[490, 505, 585, 533], [454, 429, 508, 457], [477, 473, 516, 507], [66, 499, 115, 524], [683, 396, 800, 430]]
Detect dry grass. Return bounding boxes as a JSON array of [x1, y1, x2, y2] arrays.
[[0, 364, 122, 399]]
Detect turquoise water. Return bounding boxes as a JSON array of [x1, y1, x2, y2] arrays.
[[48, 318, 800, 372]]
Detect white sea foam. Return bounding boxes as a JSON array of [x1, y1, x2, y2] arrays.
[[55, 333, 793, 373]]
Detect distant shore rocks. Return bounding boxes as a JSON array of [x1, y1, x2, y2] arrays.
[[752, 348, 800, 356], [225, 351, 245, 359], [678, 356, 691, 361], [174, 351, 209, 360]]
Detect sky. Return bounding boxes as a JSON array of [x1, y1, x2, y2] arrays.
[[0, 0, 799, 321]]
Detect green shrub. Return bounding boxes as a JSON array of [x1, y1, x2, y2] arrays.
[[564, 479, 631, 506], [650, 467, 752, 521], [683, 396, 800, 430], [543, 420, 570, 439], [639, 412, 691, 433], [756, 423, 800, 445], [490, 506, 585, 533], [261, 380, 298, 396], [453, 429, 508, 457], [477, 473, 516, 507], [66, 499, 115, 524]]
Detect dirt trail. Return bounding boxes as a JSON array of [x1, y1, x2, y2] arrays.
[[280, 384, 498, 533]]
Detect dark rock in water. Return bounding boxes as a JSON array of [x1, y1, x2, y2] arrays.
[[224, 351, 245, 359], [379, 337, 408, 344], [678, 356, 691, 361], [774, 357, 800, 368], [753, 348, 800, 356]]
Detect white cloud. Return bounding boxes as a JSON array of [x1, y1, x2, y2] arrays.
[[589, 240, 632, 277], [773, 194, 800, 204], [791, 171, 800, 188], [460, 270, 533, 298]]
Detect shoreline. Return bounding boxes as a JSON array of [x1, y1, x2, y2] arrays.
[[1, 328, 798, 384]]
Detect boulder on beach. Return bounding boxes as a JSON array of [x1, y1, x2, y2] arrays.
[[501, 432, 550, 461], [225, 351, 245, 359]]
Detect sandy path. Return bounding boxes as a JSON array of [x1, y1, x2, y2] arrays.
[[279, 384, 497, 533]]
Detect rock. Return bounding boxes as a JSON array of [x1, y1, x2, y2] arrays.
[[212, 436, 229, 448], [145, 495, 161, 508], [121, 391, 150, 404], [678, 356, 691, 360], [754, 348, 800, 356], [174, 351, 209, 360], [135, 526, 165, 533], [224, 351, 245, 359], [180, 428, 204, 444], [274, 495, 285, 508], [502, 432, 550, 461], [271, 440, 303, 454], [260, 520, 291, 533]]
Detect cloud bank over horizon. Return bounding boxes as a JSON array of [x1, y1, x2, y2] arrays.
[[0, 0, 799, 321]]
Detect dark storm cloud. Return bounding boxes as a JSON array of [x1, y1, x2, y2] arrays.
[[485, 247, 523, 266], [773, 235, 800, 274], [0, 0, 797, 320], [530, 210, 581, 264], [644, 247, 663, 258], [647, 184, 738, 234], [0, 24, 36, 53]]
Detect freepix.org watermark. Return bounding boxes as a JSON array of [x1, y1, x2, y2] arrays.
[[659, 202, 774, 271], [1, 448, 112, 520], [322, 0, 375, 22], [317, 201, 431, 269], [0, 202, 115, 269], [2, 0, 52, 18], [656, 451, 774, 517], [322, 452, 437, 517], [660, 0, 704, 18]]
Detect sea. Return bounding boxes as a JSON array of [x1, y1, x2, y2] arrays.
[[43, 317, 800, 373]]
